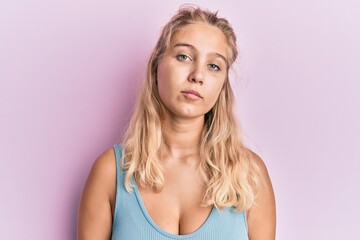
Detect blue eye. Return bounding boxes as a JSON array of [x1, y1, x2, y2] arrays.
[[176, 54, 190, 61], [208, 64, 220, 71]]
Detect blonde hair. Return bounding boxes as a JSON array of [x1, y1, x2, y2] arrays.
[[121, 6, 262, 211]]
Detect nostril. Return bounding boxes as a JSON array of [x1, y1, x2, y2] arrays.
[[188, 76, 197, 83]]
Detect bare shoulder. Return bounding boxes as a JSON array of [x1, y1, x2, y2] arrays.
[[83, 147, 117, 199], [247, 149, 272, 186], [90, 147, 117, 181], [246, 148, 276, 240], [77, 146, 117, 240]]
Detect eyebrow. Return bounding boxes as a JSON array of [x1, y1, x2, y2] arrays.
[[173, 42, 228, 66]]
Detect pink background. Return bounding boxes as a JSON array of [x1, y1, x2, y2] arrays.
[[1, 1, 359, 239]]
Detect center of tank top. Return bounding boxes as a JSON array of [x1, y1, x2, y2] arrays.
[[131, 175, 216, 238]]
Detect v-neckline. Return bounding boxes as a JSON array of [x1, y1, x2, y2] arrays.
[[131, 175, 216, 239]]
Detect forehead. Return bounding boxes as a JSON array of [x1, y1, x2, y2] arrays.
[[170, 22, 228, 59]]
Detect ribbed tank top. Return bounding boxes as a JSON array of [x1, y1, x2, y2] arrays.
[[111, 144, 249, 240]]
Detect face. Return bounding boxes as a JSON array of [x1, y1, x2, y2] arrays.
[[156, 22, 229, 120]]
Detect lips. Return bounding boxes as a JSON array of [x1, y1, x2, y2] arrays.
[[181, 89, 202, 99]]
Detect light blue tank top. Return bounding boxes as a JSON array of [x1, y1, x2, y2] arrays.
[[111, 144, 249, 240]]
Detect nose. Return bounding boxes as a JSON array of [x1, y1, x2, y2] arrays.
[[188, 63, 204, 85]]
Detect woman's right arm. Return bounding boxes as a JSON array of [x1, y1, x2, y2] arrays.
[[77, 147, 116, 240]]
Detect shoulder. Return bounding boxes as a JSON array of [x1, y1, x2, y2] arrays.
[[247, 149, 271, 183], [246, 148, 276, 240], [91, 146, 117, 179], [87, 146, 117, 205], [81, 146, 117, 205], [77, 146, 117, 239]]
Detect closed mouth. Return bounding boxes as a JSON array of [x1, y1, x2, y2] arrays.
[[181, 90, 202, 98]]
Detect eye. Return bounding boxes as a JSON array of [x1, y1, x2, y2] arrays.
[[176, 54, 191, 61], [208, 63, 221, 71]]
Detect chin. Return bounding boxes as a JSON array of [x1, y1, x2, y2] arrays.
[[176, 110, 207, 120]]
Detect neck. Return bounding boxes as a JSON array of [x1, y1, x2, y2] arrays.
[[160, 114, 204, 160]]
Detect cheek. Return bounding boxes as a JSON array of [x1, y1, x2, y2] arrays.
[[156, 59, 185, 96], [156, 60, 167, 83], [206, 80, 226, 107], [156, 61, 175, 105]]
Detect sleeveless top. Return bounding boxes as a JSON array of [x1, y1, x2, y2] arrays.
[[111, 144, 249, 240]]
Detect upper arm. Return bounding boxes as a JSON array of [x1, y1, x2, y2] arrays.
[[77, 147, 116, 240], [247, 151, 276, 240]]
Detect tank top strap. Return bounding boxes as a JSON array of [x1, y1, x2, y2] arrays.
[[113, 143, 126, 183], [112, 144, 125, 231], [113, 144, 122, 165]]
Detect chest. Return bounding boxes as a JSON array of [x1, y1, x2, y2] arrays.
[[136, 167, 212, 235], [111, 170, 249, 240], [112, 183, 249, 240], [112, 144, 249, 239]]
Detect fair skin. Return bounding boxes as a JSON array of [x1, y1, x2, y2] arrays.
[[78, 22, 276, 239]]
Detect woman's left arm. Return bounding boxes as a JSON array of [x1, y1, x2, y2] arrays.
[[247, 152, 276, 240]]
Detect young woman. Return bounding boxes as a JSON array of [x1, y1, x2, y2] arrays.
[[78, 6, 276, 240]]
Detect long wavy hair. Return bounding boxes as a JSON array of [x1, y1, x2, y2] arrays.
[[120, 6, 262, 211]]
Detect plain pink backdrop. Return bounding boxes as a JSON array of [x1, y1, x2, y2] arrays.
[[1, 0, 359, 239]]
